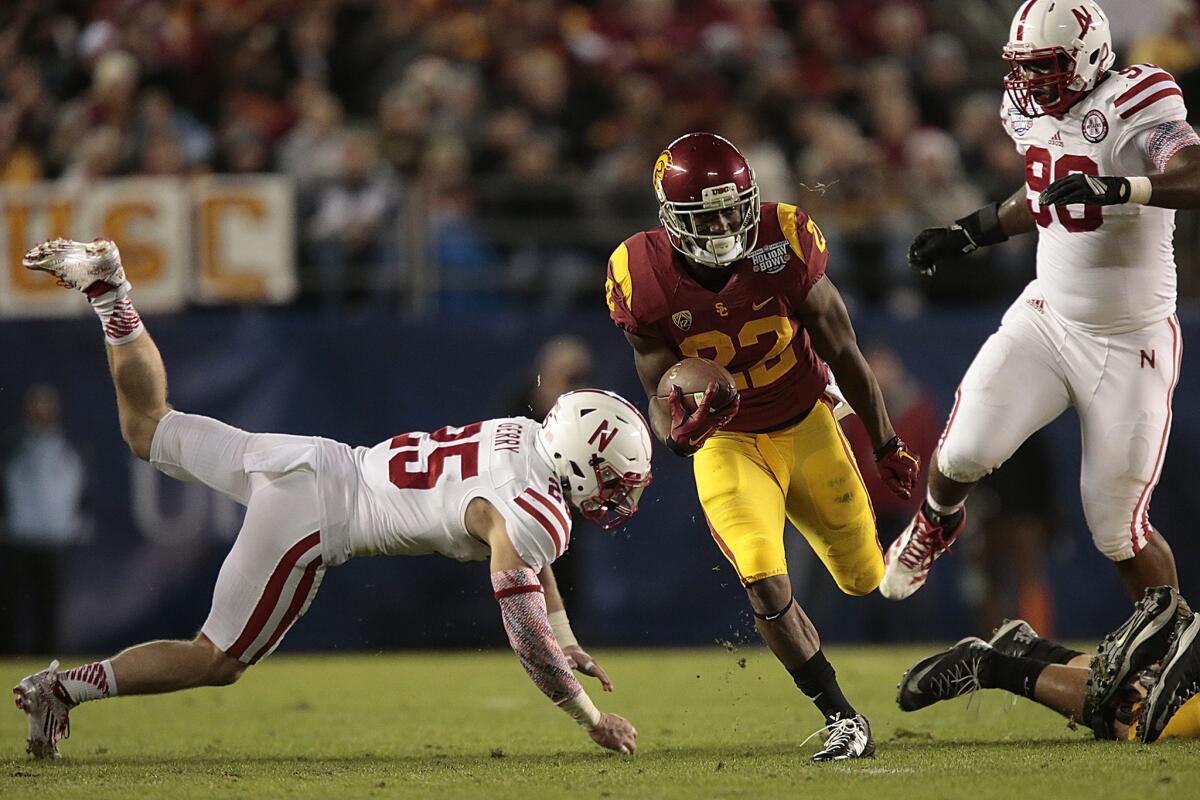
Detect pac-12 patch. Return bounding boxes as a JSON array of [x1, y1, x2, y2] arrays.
[[1082, 110, 1109, 143]]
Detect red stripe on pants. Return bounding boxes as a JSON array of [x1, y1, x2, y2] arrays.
[[227, 531, 321, 660], [248, 554, 323, 664]]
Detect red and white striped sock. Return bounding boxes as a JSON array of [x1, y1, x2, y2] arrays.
[[86, 280, 144, 345], [59, 660, 118, 705]]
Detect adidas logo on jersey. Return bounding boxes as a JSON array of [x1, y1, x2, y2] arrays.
[[1048, 131, 1064, 147]]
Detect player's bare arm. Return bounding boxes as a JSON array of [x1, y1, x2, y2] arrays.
[[1042, 135, 1200, 209], [538, 564, 613, 691], [469, 499, 636, 754], [796, 275, 918, 499]]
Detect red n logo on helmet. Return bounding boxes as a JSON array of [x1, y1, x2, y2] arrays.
[[588, 419, 620, 452], [1072, 6, 1094, 38]]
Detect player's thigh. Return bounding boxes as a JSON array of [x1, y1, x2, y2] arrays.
[[694, 436, 787, 585], [150, 411, 315, 506], [202, 470, 326, 665], [938, 318, 1070, 483], [1078, 316, 1181, 560], [782, 403, 881, 596]]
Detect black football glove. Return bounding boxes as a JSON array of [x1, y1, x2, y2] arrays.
[[1039, 173, 1131, 207], [907, 225, 976, 276]]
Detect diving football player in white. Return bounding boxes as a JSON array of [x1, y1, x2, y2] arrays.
[[11, 239, 651, 759], [881, 0, 1200, 604]]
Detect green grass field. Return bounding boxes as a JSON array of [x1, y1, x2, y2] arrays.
[[2, 646, 1196, 799]]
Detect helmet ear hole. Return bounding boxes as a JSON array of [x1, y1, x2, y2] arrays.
[[1089, 49, 1099, 64]]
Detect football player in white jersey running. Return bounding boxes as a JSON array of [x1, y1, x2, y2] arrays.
[[11, 239, 651, 760], [881, 0, 1200, 608]]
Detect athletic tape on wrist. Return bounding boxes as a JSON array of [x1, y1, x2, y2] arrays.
[[560, 691, 602, 729], [1128, 176, 1153, 205], [548, 609, 579, 650]]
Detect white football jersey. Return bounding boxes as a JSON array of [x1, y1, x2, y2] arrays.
[[318, 417, 571, 571], [1001, 64, 1190, 333]]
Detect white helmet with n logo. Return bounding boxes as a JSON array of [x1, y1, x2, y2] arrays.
[[1003, 0, 1114, 117], [536, 390, 653, 529]]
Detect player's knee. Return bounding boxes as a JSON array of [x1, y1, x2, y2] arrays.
[[193, 634, 247, 686], [121, 413, 162, 461], [1081, 492, 1137, 561], [935, 441, 995, 484], [834, 557, 884, 596], [745, 573, 791, 611]]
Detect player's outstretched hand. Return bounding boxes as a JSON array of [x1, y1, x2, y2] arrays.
[[563, 644, 613, 692], [875, 436, 919, 500], [907, 225, 974, 276], [668, 382, 740, 454], [587, 712, 638, 755], [1039, 173, 1131, 207]]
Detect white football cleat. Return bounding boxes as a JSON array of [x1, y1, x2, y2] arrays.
[[807, 713, 874, 762], [879, 506, 964, 600], [22, 238, 127, 295], [12, 660, 75, 759]]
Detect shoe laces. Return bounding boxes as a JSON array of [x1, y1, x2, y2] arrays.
[[929, 651, 986, 700], [800, 715, 861, 754], [896, 521, 949, 571]]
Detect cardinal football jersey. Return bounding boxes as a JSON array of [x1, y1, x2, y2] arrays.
[[606, 202, 830, 432], [1001, 64, 1191, 333], [319, 417, 571, 572]]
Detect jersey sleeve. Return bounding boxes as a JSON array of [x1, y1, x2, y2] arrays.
[[776, 203, 829, 304], [605, 241, 648, 335], [1112, 66, 1190, 161], [501, 485, 571, 572]]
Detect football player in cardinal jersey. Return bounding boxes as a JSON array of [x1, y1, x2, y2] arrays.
[[883, 0, 1200, 606], [606, 133, 920, 761], [12, 239, 651, 760]]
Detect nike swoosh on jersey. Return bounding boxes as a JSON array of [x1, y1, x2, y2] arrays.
[[752, 297, 773, 310]]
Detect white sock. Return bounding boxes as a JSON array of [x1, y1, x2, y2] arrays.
[[59, 660, 118, 704], [88, 281, 144, 345], [926, 492, 963, 517]]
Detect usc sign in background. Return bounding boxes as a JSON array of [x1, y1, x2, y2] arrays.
[[0, 175, 295, 318]]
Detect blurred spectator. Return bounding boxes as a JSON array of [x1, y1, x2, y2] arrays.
[[506, 334, 597, 421], [0, 385, 86, 655], [306, 128, 401, 306], [0, 0, 1195, 310]]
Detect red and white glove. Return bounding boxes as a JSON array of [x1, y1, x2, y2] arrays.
[[667, 382, 740, 454], [874, 436, 919, 499]]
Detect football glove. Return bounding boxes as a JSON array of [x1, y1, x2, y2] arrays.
[[1039, 173, 1130, 207], [907, 225, 976, 276], [667, 382, 740, 455], [874, 435, 919, 500]]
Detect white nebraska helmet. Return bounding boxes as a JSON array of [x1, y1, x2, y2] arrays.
[[1003, 0, 1114, 117], [537, 389, 653, 530]]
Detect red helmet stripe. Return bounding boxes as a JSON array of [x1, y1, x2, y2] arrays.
[[1015, 0, 1039, 42]]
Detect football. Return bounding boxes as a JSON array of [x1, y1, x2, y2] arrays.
[[656, 357, 738, 415]]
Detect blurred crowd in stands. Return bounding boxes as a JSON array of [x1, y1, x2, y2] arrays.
[[1, 0, 1198, 311]]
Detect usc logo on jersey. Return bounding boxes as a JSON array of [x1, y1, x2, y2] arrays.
[[715, 302, 729, 317]]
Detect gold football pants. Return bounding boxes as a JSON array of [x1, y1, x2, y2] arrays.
[[693, 400, 883, 594]]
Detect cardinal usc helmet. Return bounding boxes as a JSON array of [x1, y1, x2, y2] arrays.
[[1003, 0, 1114, 118], [653, 133, 761, 268], [536, 390, 653, 530]]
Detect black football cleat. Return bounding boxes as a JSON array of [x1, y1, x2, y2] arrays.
[[808, 713, 874, 762], [1086, 585, 1179, 716], [1141, 612, 1200, 743], [988, 619, 1040, 658], [897, 638, 991, 712]]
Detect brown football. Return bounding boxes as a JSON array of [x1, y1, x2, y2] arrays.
[[656, 357, 738, 415]]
